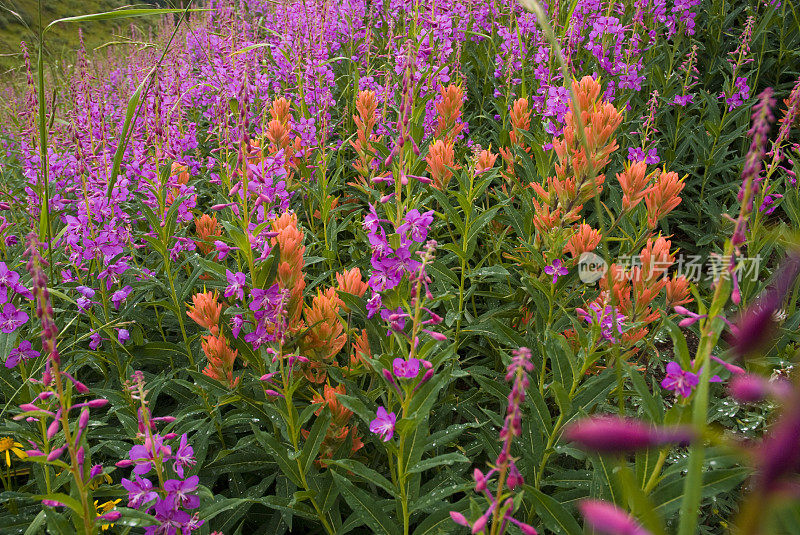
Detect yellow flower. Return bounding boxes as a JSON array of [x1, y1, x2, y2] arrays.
[[0, 437, 26, 467], [95, 499, 121, 531]]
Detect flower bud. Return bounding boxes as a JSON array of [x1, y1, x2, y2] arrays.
[[563, 415, 693, 453], [728, 374, 770, 403], [450, 511, 469, 527], [47, 446, 66, 461], [578, 499, 651, 535]]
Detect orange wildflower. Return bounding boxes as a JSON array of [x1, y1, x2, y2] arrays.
[[509, 98, 531, 149], [270, 212, 306, 326], [194, 214, 222, 255], [312, 384, 352, 426], [474, 148, 498, 175], [434, 84, 465, 142], [171, 162, 190, 185], [351, 329, 371, 367], [350, 90, 382, 182], [639, 236, 675, 282], [426, 139, 456, 190], [201, 334, 239, 388], [187, 291, 222, 335], [335, 267, 369, 312], [616, 160, 650, 212], [564, 223, 602, 258], [665, 275, 693, 307], [645, 171, 685, 229], [302, 288, 346, 361]]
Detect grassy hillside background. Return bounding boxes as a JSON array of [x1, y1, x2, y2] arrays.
[[0, 0, 169, 73]]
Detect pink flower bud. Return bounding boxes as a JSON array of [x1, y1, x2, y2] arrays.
[[115, 459, 133, 468], [563, 416, 693, 453], [163, 433, 178, 440], [450, 511, 470, 527], [98, 511, 121, 522], [87, 399, 109, 408], [19, 403, 40, 412], [473, 468, 487, 492], [78, 408, 90, 430], [47, 417, 61, 440], [578, 499, 651, 535], [472, 512, 489, 534], [728, 374, 770, 403], [47, 446, 66, 461]]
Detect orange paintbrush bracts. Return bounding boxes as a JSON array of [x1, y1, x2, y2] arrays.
[[564, 223, 602, 259], [194, 214, 222, 255], [473, 148, 498, 175], [645, 171, 685, 229], [201, 334, 239, 389], [350, 90, 382, 183], [187, 291, 222, 336], [525, 77, 622, 240], [335, 267, 369, 312], [302, 288, 346, 366], [616, 161, 650, 212], [499, 98, 532, 181], [434, 84, 465, 142], [426, 139, 456, 190], [270, 212, 306, 327]]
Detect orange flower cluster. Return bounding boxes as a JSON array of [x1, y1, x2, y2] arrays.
[[499, 98, 532, 181], [350, 328, 371, 367], [564, 222, 602, 259], [616, 163, 686, 228], [194, 214, 221, 255], [598, 236, 691, 348], [335, 267, 370, 313], [644, 171, 685, 229], [426, 139, 456, 190], [350, 90, 382, 183], [473, 147, 498, 175], [263, 97, 302, 181], [302, 385, 363, 463], [433, 84, 465, 142], [300, 267, 369, 382], [270, 212, 306, 327], [187, 291, 222, 336], [186, 291, 240, 388], [532, 77, 623, 233], [201, 333, 239, 388], [302, 288, 347, 365], [165, 162, 190, 207]]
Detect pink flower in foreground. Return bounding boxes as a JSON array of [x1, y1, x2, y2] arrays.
[[562, 415, 693, 453], [579, 499, 651, 535], [369, 407, 396, 442]]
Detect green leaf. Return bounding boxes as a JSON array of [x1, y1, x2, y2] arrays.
[[327, 459, 397, 496], [299, 410, 332, 475], [407, 452, 470, 474], [251, 424, 303, 487], [331, 471, 401, 535], [526, 486, 582, 535]]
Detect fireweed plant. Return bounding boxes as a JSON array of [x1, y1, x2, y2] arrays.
[[0, 0, 799, 534]]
